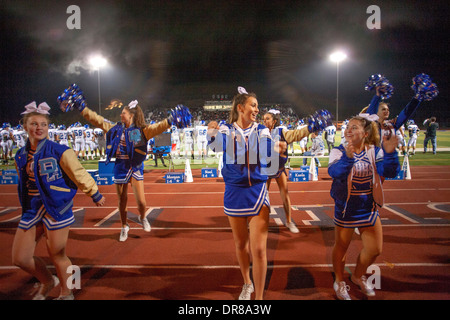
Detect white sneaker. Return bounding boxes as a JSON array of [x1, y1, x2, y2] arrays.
[[286, 221, 299, 233], [119, 225, 130, 242], [238, 283, 254, 300], [32, 275, 59, 300], [333, 281, 351, 300], [139, 216, 151, 232], [351, 275, 375, 297]]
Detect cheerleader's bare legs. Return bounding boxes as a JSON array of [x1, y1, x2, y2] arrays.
[[332, 225, 354, 284], [12, 224, 55, 298], [45, 225, 73, 297], [353, 217, 383, 281], [12, 223, 73, 299], [228, 205, 270, 300], [117, 177, 150, 241], [266, 171, 298, 233], [130, 178, 147, 221], [116, 182, 129, 228], [131, 178, 151, 232], [332, 216, 382, 297]]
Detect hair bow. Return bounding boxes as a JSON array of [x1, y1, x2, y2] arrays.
[[268, 109, 280, 115], [128, 100, 138, 109], [359, 113, 379, 122], [21, 101, 51, 115], [237, 86, 248, 94]]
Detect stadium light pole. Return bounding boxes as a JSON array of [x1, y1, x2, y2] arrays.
[[329, 51, 347, 123], [89, 55, 108, 115]]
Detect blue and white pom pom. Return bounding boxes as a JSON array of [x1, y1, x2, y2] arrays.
[[168, 104, 192, 129], [57, 84, 87, 112], [307, 109, 332, 133], [365, 74, 394, 100], [411, 73, 439, 101]]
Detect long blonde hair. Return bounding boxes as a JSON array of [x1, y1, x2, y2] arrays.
[[228, 92, 257, 124]]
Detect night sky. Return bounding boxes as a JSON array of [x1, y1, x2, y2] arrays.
[[1, 0, 448, 125]]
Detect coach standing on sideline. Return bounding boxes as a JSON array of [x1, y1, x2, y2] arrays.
[[423, 117, 439, 154]]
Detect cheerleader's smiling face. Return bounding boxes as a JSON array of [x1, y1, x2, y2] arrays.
[[238, 96, 259, 125], [345, 119, 368, 146], [263, 113, 275, 130]]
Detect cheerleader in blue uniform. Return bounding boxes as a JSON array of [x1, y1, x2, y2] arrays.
[[209, 87, 330, 300], [364, 73, 438, 142], [262, 109, 310, 233], [328, 113, 400, 300], [208, 88, 275, 300], [13, 102, 105, 300], [58, 84, 191, 242]]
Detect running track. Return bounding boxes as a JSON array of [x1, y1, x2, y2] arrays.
[[0, 166, 449, 300]]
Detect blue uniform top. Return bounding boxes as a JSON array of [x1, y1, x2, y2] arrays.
[[367, 95, 421, 134], [208, 122, 279, 187], [328, 144, 400, 220]]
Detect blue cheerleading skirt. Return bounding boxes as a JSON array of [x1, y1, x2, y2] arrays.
[[224, 182, 270, 217], [19, 196, 75, 230], [113, 158, 144, 184], [333, 199, 379, 228]]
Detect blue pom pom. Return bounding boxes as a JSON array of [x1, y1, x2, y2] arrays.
[[365, 74, 394, 100], [57, 84, 87, 112], [307, 109, 332, 132], [169, 104, 192, 128], [411, 73, 439, 101]]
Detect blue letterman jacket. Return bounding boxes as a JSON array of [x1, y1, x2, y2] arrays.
[[80, 107, 170, 167], [105, 123, 148, 167], [15, 139, 102, 220]]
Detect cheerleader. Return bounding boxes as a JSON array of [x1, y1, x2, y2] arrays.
[[328, 113, 400, 300], [12, 102, 105, 300], [208, 87, 329, 299], [365, 73, 438, 142], [262, 109, 310, 233], [58, 84, 191, 242], [207, 88, 273, 300]]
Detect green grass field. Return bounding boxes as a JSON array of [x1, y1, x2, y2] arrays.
[[2, 130, 449, 172]]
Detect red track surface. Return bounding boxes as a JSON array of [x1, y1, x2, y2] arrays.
[[1, 166, 449, 300]]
